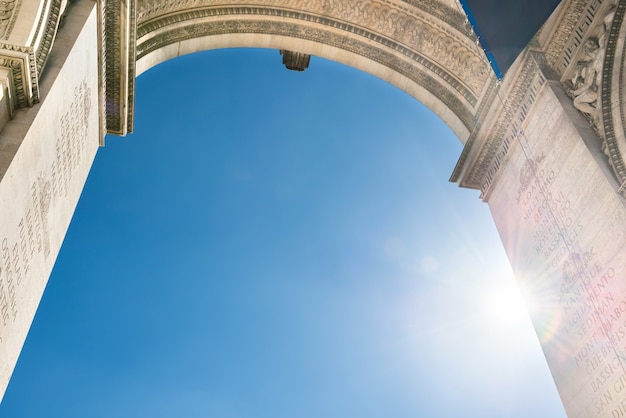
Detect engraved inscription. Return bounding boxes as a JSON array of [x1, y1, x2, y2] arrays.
[[0, 80, 91, 332], [516, 152, 626, 413]]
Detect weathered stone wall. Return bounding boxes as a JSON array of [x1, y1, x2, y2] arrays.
[[0, 0, 99, 398]]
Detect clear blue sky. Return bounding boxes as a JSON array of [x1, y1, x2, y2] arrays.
[[0, 48, 566, 417]]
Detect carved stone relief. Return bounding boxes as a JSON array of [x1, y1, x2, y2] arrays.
[[0, 0, 64, 109], [0, 0, 20, 40], [136, 17, 477, 131], [564, 3, 615, 137], [451, 52, 547, 196], [545, 0, 604, 75], [550, 0, 626, 196], [124, 0, 498, 138], [135, 0, 490, 97]]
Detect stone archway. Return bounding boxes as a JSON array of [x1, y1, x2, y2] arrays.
[[4, 47, 566, 417], [3, 0, 626, 416], [112, 0, 496, 141]]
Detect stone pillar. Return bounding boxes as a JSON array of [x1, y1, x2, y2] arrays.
[[481, 53, 626, 417], [0, 0, 100, 400]]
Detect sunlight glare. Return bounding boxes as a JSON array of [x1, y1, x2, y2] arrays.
[[484, 280, 532, 327]]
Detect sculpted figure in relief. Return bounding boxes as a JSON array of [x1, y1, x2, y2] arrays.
[[569, 8, 615, 130], [570, 38, 603, 114]]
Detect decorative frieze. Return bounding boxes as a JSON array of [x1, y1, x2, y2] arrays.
[[0, 0, 21, 40], [135, 0, 490, 96], [454, 52, 548, 197], [546, 0, 606, 75], [480, 58, 547, 199], [0, 0, 64, 109], [137, 17, 477, 131], [101, 0, 136, 135]]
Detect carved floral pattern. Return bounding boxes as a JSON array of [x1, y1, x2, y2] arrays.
[[0, 0, 18, 39], [137, 17, 477, 130], [136, 0, 489, 95]]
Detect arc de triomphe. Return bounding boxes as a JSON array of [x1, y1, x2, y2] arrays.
[[0, 0, 625, 416]]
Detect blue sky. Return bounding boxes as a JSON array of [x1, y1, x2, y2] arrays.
[[0, 48, 566, 417]]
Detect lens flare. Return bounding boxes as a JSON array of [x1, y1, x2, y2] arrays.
[[484, 282, 530, 326]]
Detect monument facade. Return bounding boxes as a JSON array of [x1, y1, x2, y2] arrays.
[[0, 0, 625, 416]]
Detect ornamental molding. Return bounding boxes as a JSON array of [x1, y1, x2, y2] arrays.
[[96, 0, 498, 136], [544, 0, 596, 74], [0, 0, 63, 108], [600, 0, 626, 194], [34, 0, 63, 74], [137, 17, 477, 131], [138, 0, 466, 36], [0, 49, 33, 108], [136, 0, 489, 96], [480, 56, 547, 199], [0, 0, 22, 40], [454, 51, 548, 195], [101, 0, 136, 135]]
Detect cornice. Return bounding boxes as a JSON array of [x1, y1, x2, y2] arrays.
[[102, 0, 136, 135], [35, 0, 63, 74], [0, 0, 63, 108], [0, 50, 32, 108], [454, 51, 548, 195], [480, 54, 547, 199], [545, 0, 612, 78], [449, 74, 499, 184]]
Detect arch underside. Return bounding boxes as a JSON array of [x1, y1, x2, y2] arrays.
[[102, 0, 497, 143]]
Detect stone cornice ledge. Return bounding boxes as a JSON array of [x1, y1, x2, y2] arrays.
[[101, 0, 136, 136], [451, 50, 547, 199], [0, 0, 63, 109]]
